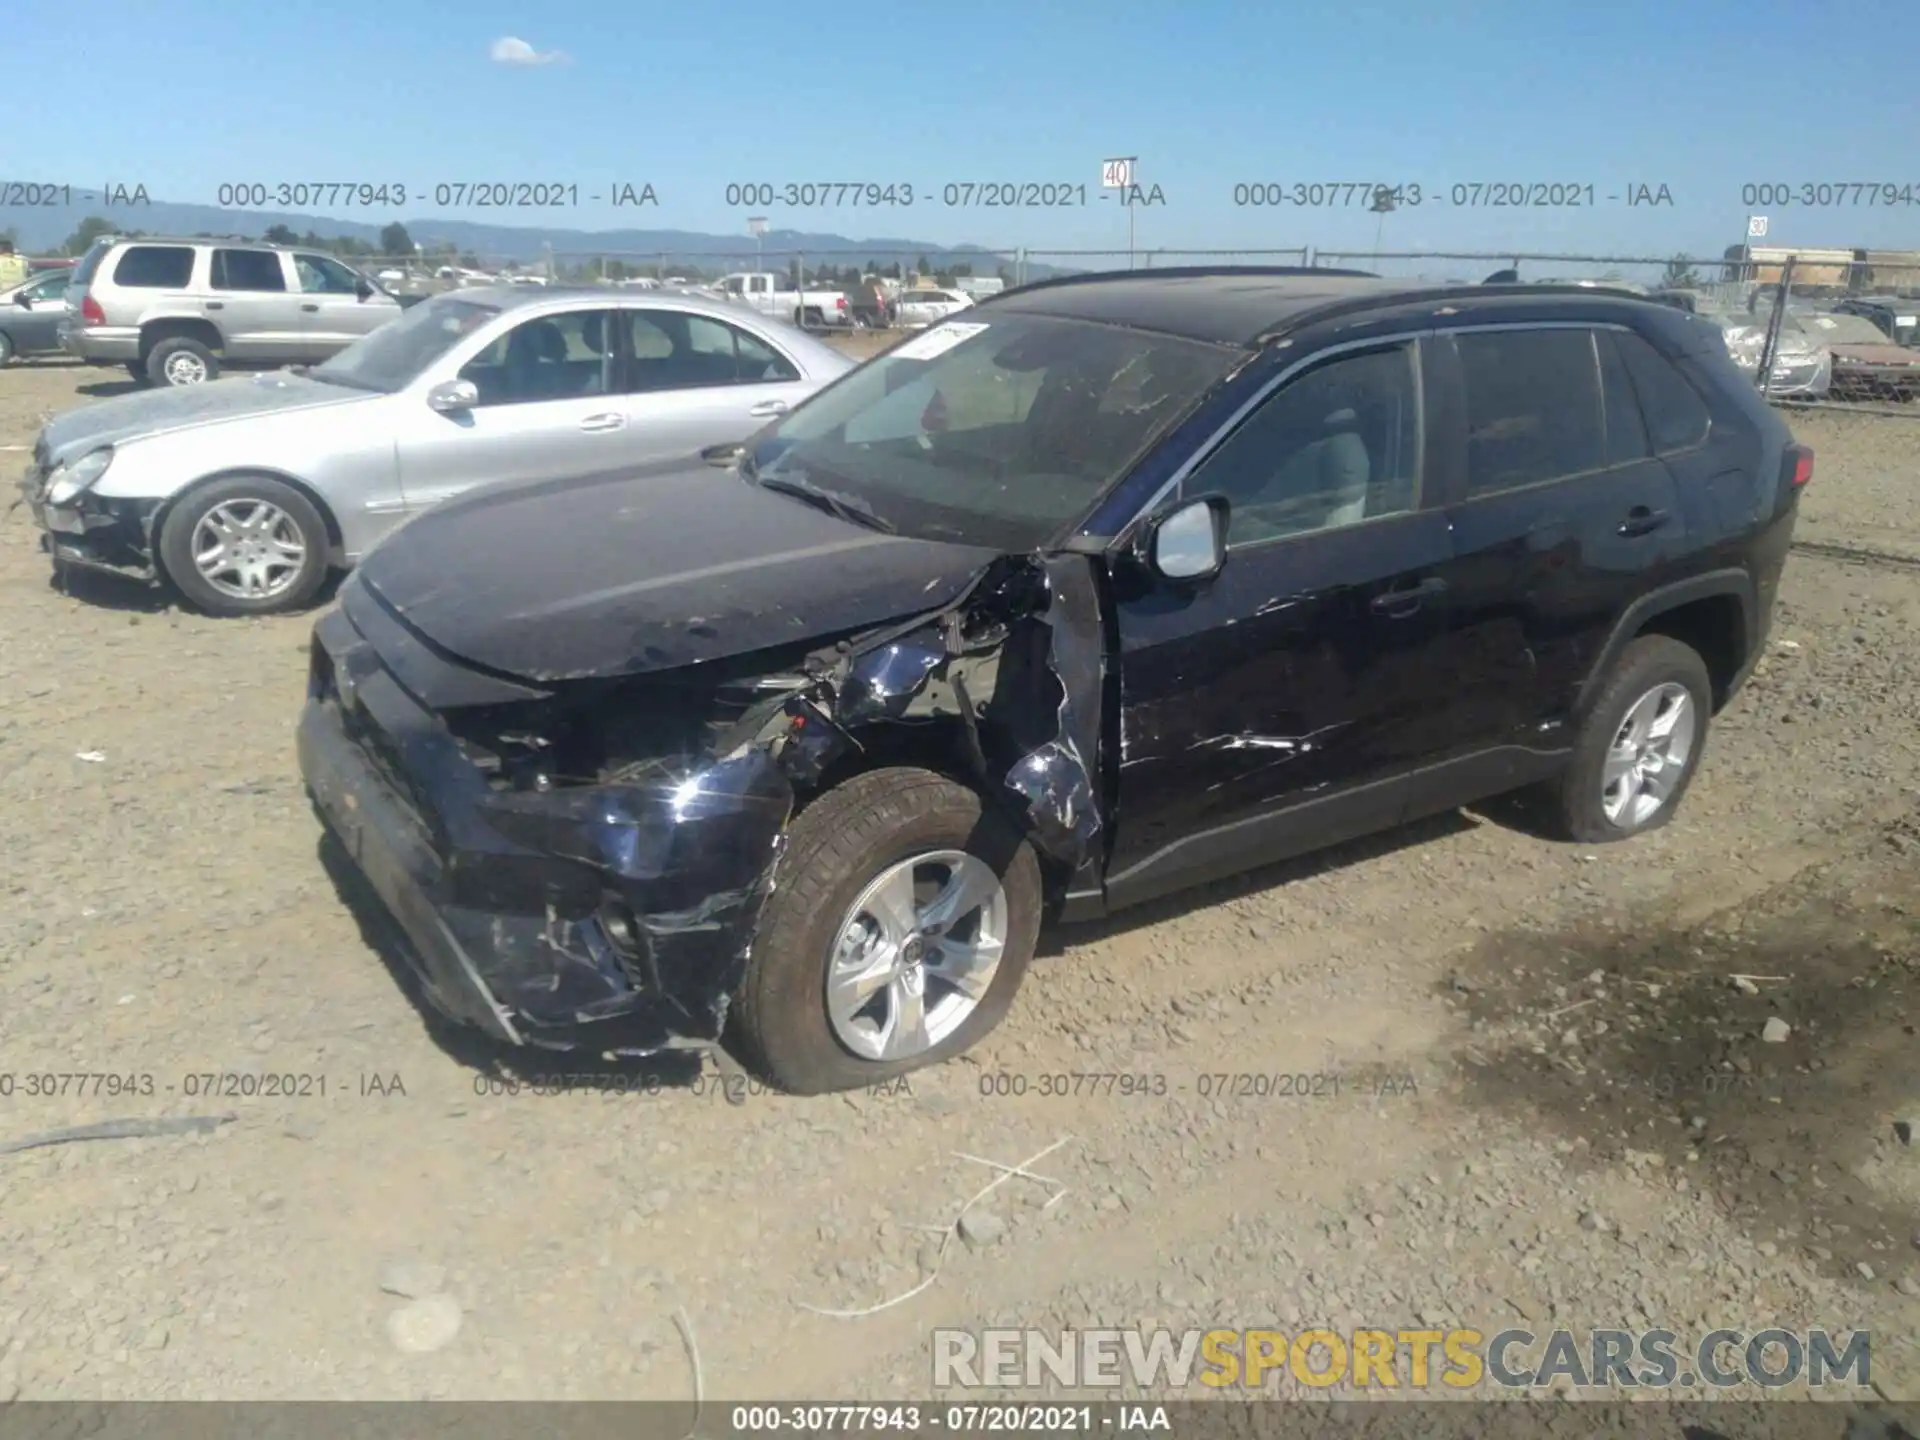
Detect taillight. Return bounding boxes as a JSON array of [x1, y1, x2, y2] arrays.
[[835, 295, 848, 309], [1786, 444, 1814, 488], [80, 295, 105, 326]]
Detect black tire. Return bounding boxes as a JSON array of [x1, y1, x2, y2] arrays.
[[1540, 634, 1713, 844], [156, 474, 332, 617], [125, 361, 147, 381], [0, 333, 14, 366], [146, 335, 219, 387], [730, 767, 1043, 1094]]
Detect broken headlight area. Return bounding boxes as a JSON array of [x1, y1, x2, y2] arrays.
[[32, 493, 161, 581]]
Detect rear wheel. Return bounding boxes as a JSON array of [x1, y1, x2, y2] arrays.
[[125, 361, 146, 381], [730, 768, 1042, 1094], [146, 336, 219, 387], [1540, 635, 1712, 843], [157, 474, 331, 617]]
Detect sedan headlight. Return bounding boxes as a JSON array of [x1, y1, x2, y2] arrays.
[[44, 447, 113, 506]]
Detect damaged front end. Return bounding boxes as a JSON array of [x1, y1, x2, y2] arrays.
[[15, 442, 164, 584], [297, 554, 1106, 1057]]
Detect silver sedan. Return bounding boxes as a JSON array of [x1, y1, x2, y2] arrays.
[[20, 287, 856, 615]]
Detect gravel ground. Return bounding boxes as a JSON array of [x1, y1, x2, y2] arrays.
[[0, 355, 1915, 1412]]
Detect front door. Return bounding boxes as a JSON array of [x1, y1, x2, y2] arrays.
[[1104, 338, 1463, 909], [393, 307, 627, 513], [292, 252, 400, 359]]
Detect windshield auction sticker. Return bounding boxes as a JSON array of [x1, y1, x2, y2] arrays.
[[893, 321, 990, 361]]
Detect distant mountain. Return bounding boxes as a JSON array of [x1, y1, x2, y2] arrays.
[[0, 188, 1070, 276]]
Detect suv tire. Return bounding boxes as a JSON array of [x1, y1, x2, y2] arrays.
[[1543, 634, 1713, 844], [157, 474, 331, 617], [0, 333, 14, 367], [146, 336, 220, 388], [731, 767, 1042, 1094]]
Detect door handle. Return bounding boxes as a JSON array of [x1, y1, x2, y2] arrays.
[[579, 413, 627, 432], [1369, 576, 1449, 617], [1617, 506, 1671, 537], [300, 303, 319, 312], [748, 399, 789, 417], [204, 301, 224, 311]]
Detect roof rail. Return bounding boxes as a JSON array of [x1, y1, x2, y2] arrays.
[[1247, 281, 1673, 343], [987, 263, 1381, 301]]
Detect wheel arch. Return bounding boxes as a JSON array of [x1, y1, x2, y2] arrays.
[[1576, 569, 1754, 717], [151, 467, 346, 562], [137, 317, 226, 359]]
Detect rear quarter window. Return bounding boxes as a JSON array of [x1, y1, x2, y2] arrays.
[[112, 246, 197, 289], [1614, 330, 1711, 452]]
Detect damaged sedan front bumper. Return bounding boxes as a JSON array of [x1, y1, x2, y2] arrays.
[[14, 471, 162, 584], [297, 595, 796, 1055]]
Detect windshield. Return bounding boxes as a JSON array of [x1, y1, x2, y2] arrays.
[[747, 312, 1239, 550], [311, 293, 503, 392], [1801, 313, 1899, 346]]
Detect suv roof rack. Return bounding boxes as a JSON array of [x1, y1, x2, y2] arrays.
[[990, 264, 1381, 300]]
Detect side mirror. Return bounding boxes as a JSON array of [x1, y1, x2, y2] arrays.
[[355, 279, 374, 300], [1143, 495, 1229, 584], [14, 293, 30, 308], [426, 379, 478, 413]]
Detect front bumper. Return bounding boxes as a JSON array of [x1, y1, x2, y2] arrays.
[[297, 597, 795, 1054], [15, 471, 161, 583]]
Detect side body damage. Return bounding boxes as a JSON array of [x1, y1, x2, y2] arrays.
[[297, 555, 1105, 1057]]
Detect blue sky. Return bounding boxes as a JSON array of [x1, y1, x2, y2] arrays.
[[10, 0, 1920, 265]]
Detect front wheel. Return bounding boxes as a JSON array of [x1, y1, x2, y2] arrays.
[[157, 474, 331, 617], [0, 333, 14, 367], [730, 767, 1042, 1094]]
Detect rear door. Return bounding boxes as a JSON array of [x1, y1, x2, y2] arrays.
[[206, 249, 301, 361], [292, 251, 399, 358], [1427, 324, 1689, 752], [1104, 337, 1465, 908], [616, 308, 817, 462], [392, 306, 625, 513]]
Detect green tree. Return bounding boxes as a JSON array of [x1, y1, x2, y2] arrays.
[[63, 215, 117, 256], [1660, 253, 1701, 288], [264, 224, 299, 245], [379, 222, 415, 258]]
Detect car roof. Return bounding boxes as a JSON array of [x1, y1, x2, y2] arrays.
[[442, 284, 797, 321], [978, 267, 1683, 347]]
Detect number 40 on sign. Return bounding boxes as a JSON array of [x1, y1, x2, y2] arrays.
[[1101, 158, 1135, 188]]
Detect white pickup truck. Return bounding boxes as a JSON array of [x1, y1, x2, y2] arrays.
[[716, 272, 852, 329]]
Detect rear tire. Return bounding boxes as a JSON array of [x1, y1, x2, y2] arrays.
[[157, 474, 331, 617], [146, 336, 219, 387], [125, 361, 147, 382], [730, 767, 1042, 1094], [1540, 635, 1713, 844]]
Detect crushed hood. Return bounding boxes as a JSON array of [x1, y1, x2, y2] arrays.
[[356, 461, 1004, 682], [40, 369, 367, 464]]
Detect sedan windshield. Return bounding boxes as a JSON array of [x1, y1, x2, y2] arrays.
[[1801, 313, 1900, 346], [311, 293, 503, 392], [747, 312, 1239, 550]]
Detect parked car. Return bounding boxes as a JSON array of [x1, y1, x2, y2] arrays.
[[715, 271, 852, 328], [895, 287, 975, 328], [1796, 311, 1920, 400], [59, 235, 405, 388], [1833, 296, 1919, 348], [20, 288, 854, 616], [0, 266, 75, 365], [1709, 311, 1834, 398], [296, 268, 1808, 1094]]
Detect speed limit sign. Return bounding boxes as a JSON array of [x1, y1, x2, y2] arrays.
[[1101, 158, 1135, 189]]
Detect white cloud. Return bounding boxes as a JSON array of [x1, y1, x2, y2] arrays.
[[490, 36, 566, 66]]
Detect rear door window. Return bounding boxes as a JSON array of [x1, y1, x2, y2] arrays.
[[210, 249, 288, 292], [111, 246, 196, 289], [1456, 328, 1606, 497]]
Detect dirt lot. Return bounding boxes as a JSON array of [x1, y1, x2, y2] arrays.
[[0, 353, 1916, 1409]]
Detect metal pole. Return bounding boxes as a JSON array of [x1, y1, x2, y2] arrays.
[[1753, 255, 1796, 400]]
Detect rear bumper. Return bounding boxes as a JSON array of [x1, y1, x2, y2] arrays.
[[63, 324, 140, 362], [297, 596, 795, 1055]]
